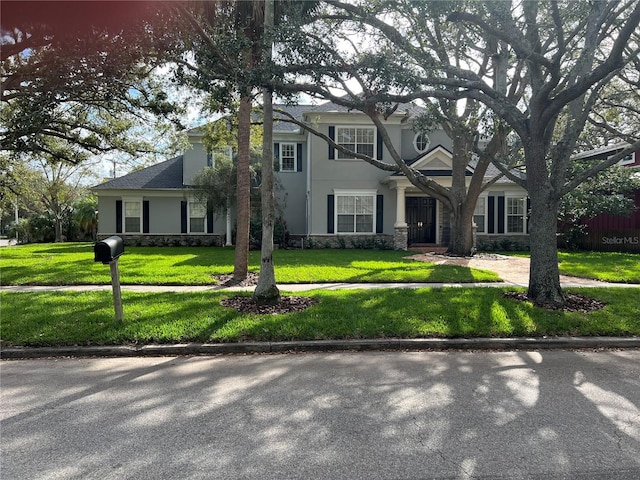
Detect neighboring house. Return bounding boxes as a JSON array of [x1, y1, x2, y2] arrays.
[[92, 101, 530, 250], [571, 144, 640, 252]]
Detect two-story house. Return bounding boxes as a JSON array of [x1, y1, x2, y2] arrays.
[[92, 101, 531, 250]]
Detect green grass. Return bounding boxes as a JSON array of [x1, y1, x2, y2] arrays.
[[557, 251, 640, 283], [1, 288, 638, 347], [0, 243, 499, 285], [493, 250, 640, 283]]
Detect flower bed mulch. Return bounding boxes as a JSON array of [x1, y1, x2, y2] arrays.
[[503, 291, 606, 313]]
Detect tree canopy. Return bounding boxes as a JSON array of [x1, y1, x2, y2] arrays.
[[277, 0, 640, 307], [1, 1, 183, 163]]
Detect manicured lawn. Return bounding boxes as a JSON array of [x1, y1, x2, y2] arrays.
[[0, 243, 499, 285], [495, 250, 640, 283], [1, 288, 638, 347], [557, 251, 640, 283]]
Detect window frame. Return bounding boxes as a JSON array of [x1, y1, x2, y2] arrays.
[[334, 189, 377, 234], [123, 198, 142, 234], [413, 132, 430, 153], [620, 152, 635, 166], [473, 196, 486, 233], [506, 196, 527, 234], [335, 126, 376, 160], [188, 199, 207, 233], [279, 142, 297, 172]]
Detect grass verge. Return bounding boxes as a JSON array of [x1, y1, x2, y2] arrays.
[[2, 287, 638, 347], [0, 243, 499, 285]]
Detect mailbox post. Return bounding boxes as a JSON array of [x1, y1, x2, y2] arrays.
[[94, 236, 125, 323]]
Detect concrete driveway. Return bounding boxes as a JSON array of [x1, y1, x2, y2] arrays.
[[2, 351, 639, 479]]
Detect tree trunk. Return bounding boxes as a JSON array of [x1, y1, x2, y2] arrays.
[[54, 216, 63, 243], [253, 0, 279, 305], [253, 87, 279, 304], [447, 204, 475, 256], [446, 129, 476, 256], [233, 93, 251, 280], [225, 206, 232, 246], [527, 190, 565, 308]]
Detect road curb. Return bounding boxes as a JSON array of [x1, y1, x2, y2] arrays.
[[2, 337, 639, 359]]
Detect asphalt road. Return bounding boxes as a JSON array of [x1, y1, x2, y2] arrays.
[[2, 351, 639, 480]]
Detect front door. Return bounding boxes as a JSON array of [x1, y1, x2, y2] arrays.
[[406, 197, 436, 244]]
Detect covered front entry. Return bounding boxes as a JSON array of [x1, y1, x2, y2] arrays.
[[406, 197, 436, 244]]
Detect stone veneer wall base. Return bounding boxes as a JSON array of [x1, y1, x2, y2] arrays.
[[97, 234, 224, 247], [394, 227, 408, 251]]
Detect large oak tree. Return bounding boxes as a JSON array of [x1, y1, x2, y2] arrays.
[[286, 0, 640, 308], [1, 1, 180, 162]]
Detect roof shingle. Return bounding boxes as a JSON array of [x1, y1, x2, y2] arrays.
[[92, 156, 184, 190]]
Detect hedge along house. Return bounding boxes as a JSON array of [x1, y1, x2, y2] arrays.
[[92, 101, 531, 250], [571, 144, 640, 252]]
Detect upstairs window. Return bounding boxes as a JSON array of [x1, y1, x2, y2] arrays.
[[414, 133, 430, 153], [337, 127, 375, 159], [280, 143, 296, 172], [620, 153, 635, 166]]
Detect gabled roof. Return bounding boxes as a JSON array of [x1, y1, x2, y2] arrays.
[[308, 100, 425, 118], [272, 100, 426, 133], [572, 142, 630, 160], [273, 104, 310, 133], [92, 156, 184, 190], [386, 144, 525, 183], [395, 145, 473, 177]]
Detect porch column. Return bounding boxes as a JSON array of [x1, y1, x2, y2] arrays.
[[394, 186, 407, 228], [394, 186, 408, 250]]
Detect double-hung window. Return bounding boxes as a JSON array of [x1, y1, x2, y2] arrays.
[[507, 197, 526, 233], [124, 200, 142, 233], [474, 197, 486, 233], [336, 191, 375, 233], [189, 201, 206, 233], [280, 143, 296, 172], [337, 127, 375, 159]]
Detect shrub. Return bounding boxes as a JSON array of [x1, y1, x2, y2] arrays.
[[249, 217, 290, 248]]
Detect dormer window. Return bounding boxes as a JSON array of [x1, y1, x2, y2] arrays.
[[414, 133, 430, 153]]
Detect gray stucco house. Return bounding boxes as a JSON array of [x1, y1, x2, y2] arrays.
[[93, 101, 530, 250]]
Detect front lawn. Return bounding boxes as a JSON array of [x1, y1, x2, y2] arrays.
[[1, 287, 638, 346], [0, 243, 499, 285], [557, 251, 640, 283], [494, 250, 639, 283]]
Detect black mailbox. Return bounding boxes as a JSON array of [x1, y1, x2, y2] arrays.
[[94, 236, 125, 264]]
